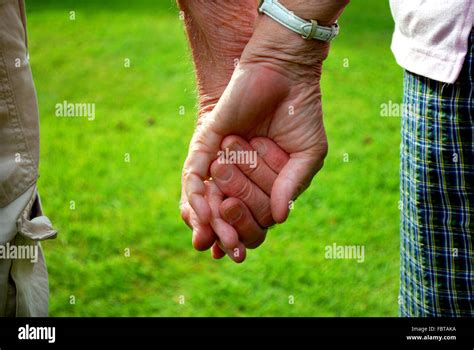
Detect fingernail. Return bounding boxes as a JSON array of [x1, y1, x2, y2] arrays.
[[228, 141, 242, 151], [252, 141, 266, 156], [224, 204, 242, 224], [214, 164, 233, 181]]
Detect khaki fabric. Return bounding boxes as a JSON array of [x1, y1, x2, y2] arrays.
[[0, 0, 56, 317], [0, 0, 39, 206]]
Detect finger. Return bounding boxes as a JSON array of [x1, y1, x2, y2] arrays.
[[220, 135, 288, 196], [210, 161, 274, 228], [183, 125, 223, 225], [271, 148, 326, 223], [189, 209, 216, 251], [250, 137, 290, 173], [220, 197, 267, 249], [211, 242, 226, 259], [205, 180, 240, 252], [181, 197, 217, 251], [206, 181, 247, 263], [218, 240, 247, 263], [192, 223, 216, 251]]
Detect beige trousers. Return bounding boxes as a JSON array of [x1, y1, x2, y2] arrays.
[[0, 0, 56, 317]]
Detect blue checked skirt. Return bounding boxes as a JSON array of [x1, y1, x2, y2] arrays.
[[399, 31, 474, 317]]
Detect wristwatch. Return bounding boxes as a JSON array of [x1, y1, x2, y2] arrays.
[[258, 0, 339, 42]]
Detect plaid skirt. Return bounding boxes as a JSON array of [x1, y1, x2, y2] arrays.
[[399, 31, 474, 317]]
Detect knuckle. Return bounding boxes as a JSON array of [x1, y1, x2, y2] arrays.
[[233, 179, 253, 202]]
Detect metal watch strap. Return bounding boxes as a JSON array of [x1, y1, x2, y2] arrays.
[[258, 0, 339, 42]]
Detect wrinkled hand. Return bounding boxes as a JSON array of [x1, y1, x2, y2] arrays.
[[183, 15, 335, 230], [179, 0, 349, 262]]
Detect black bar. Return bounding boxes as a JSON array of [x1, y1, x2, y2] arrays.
[[0, 317, 472, 348]]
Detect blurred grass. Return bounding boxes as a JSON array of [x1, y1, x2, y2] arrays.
[[26, 0, 403, 316]]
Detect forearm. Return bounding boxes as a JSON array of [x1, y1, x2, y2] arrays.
[[177, 0, 257, 114]]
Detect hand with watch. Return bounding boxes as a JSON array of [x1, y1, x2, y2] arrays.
[[258, 0, 339, 41], [179, 0, 349, 262]]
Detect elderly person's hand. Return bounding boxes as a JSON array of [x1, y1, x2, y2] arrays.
[[182, 0, 349, 221], [179, 0, 349, 262]]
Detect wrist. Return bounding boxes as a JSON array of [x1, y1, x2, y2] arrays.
[[241, 0, 349, 80], [240, 14, 327, 81]]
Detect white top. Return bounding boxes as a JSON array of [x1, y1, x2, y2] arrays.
[[390, 0, 473, 83]]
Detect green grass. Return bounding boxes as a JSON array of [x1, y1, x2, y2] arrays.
[[26, 0, 403, 316]]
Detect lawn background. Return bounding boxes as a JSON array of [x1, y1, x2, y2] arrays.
[[26, 0, 403, 316]]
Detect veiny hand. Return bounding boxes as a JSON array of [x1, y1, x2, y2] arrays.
[[182, 3, 349, 228], [179, 0, 349, 262]]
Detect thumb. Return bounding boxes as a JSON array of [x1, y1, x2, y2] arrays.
[[210, 65, 289, 135], [270, 150, 326, 223]]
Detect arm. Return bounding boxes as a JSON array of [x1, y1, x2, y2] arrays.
[[177, 0, 257, 114], [182, 0, 350, 226], [178, 1, 290, 262]]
